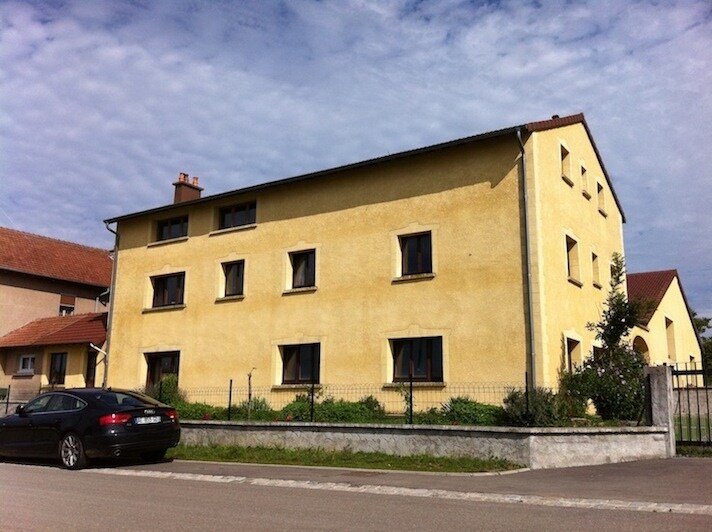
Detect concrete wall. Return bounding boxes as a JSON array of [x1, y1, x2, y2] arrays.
[[179, 420, 669, 470]]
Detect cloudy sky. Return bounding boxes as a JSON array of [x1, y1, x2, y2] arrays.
[[1, 0, 710, 315]]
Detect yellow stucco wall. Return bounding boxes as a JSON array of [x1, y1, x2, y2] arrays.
[[527, 124, 624, 387], [631, 277, 702, 367], [106, 123, 626, 403]]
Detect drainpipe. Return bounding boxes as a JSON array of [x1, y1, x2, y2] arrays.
[[102, 221, 120, 389], [517, 128, 536, 391]]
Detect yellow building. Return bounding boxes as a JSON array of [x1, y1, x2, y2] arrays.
[[104, 113, 625, 407], [628, 270, 702, 367]]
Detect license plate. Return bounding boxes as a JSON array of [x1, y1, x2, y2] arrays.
[[135, 416, 161, 425]]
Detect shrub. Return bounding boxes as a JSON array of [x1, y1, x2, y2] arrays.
[[502, 387, 562, 427], [557, 370, 589, 419], [413, 407, 443, 425], [278, 394, 313, 421], [145, 374, 186, 406], [440, 396, 504, 426], [176, 402, 227, 420], [230, 397, 276, 421], [357, 395, 386, 418]]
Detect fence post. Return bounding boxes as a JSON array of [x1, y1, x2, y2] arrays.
[[247, 370, 254, 421], [645, 365, 676, 457], [227, 379, 233, 421]]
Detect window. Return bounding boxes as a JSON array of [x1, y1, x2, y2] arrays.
[[49, 352, 67, 386], [591, 252, 601, 288], [565, 337, 580, 373], [156, 215, 188, 241], [223, 260, 245, 297], [665, 318, 676, 360], [399, 232, 432, 276], [560, 145, 572, 186], [565, 236, 581, 284], [581, 166, 590, 198], [59, 294, 75, 316], [85, 350, 97, 388], [23, 394, 53, 414], [596, 182, 607, 216], [151, 273, 185, 307], [391, 337, 443, 382], [46, 394, 85, 412], [219, 201, 256, 229], [146, 352, 180, 388], [290, 250, 316, 289], [18, 355, 35, 375], [281, 343, 320, 384]]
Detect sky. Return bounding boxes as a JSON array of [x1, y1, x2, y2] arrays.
[[1, 0, 711, 316]]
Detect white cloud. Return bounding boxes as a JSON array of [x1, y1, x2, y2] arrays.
[[0, 0, 710, 314]]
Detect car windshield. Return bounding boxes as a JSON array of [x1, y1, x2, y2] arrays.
[[94, 391, 158, 408]]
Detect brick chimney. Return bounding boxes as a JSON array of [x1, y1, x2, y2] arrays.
[[173, 172, 203, 203]]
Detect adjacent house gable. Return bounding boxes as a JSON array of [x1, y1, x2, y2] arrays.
[[628, 270, 702, 365]]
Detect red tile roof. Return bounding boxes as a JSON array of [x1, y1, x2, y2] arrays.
[[525, 113, 586, 132], [0, 312, 107, 349], [627, 270, 678, 325], [0, 227, 112, 288]]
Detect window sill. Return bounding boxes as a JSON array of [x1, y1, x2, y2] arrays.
[[271, 384, 322, 391], [592, 281, 602, 290], [142, 304, 186, 314], [392, 272, 436, 284], [567, 277, 584, 288], [215, 295, 245, 303], [148, 236, 188, 248], [598, 208, 608, 218], [382, 382, 446, 389], [582, 190, 591, 200], [12, 372, 35, 378], [209, 224, 257, 237], [561, 175, 574, 187], [283, 286, 317, 295]]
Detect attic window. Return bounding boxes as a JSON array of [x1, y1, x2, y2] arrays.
[[156, 216, 188, 241], [560, 146, 573, 186]]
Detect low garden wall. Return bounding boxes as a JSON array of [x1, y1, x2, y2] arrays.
[[179, 420, 670, 469]]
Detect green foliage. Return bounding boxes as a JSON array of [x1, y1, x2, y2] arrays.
[[230, 397, 276, 421], [176, 401, 227, 420], [277, 395, 388, 423], [566, 253, 647, 421], [413, 407, 443, 425], [502, 387, 563, 426], [557, 370, 589, 419], [145, 374, 186, 406], [358, 395, 386, 417], [692, 310, 712, 384], [278, 394, 313, 421], [440, 396, 504, 425]]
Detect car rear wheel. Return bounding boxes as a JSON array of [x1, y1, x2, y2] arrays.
[[141, 448, 168, 463], [59, 433, 88, 470]]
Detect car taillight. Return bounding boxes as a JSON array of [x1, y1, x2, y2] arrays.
[[99, 413, 132, 426], [165, 409, 178, 421]]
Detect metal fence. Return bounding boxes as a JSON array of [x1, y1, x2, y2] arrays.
[[672, 362, 711, 446]]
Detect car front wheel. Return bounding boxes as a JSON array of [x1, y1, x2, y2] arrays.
[[59, 433, 88, 470]]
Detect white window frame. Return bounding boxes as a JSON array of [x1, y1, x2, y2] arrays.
[[18, 354, 36, 375]]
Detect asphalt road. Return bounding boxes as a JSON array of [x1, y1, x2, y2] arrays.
[[1, 457, 711, 531]]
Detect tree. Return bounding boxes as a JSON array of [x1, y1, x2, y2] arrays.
[[692, 310, 712, 383], [563, 253, 647, 420]]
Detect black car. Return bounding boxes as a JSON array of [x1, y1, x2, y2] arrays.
[[0, 388, 180, 469]]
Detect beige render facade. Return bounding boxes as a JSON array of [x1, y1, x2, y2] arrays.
[[104, 114, 625, 405]]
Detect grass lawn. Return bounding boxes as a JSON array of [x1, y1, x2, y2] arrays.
[[674, 415, 712, 443], [167, 444, 522, 473], [676, 445, 712, 458]]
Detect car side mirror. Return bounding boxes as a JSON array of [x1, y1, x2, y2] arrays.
[[16, 404, 26, 415]]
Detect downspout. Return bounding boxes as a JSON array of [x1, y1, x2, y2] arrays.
[[517, 128, 536, 391], [102, 221, 120, 389]]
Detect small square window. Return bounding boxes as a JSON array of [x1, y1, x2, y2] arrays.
[[399, 232, 432, 276], [151, 273, 185, 307], [290, 250, 316, 289], [281, 343, 320, 384], [18, 355, 35, 375], [565, 337, 580, 373], [219, 202, 256, 230], [156, 216, 188, 241], [223, 260, 245, 297], [59, 294, 75, 316], [391, 337, 443, 382]]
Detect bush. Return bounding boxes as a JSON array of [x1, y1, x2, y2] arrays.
[[176, 401, 227, 420], [145, 374, 186, 406], [230, 397, 276, 421], [502, 387, 562, 427], [413, 407, 443, 425], [278, 394, 313, 421], [557, 370, 589, 419], [440, 396, 504, 426]]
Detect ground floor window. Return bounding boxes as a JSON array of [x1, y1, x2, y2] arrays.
[[49, 352, 67, 386], [18, 354, 35, 375], [145, 351, 180, 388], [391, 337, 443, 382], [281, 343, 320, 384]]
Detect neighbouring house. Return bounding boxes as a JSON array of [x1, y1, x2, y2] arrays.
[[103, 113, 626, 408], [627, 270, 702, 367], [0, 312, 108, 401], [0, 226, 112, 338]]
